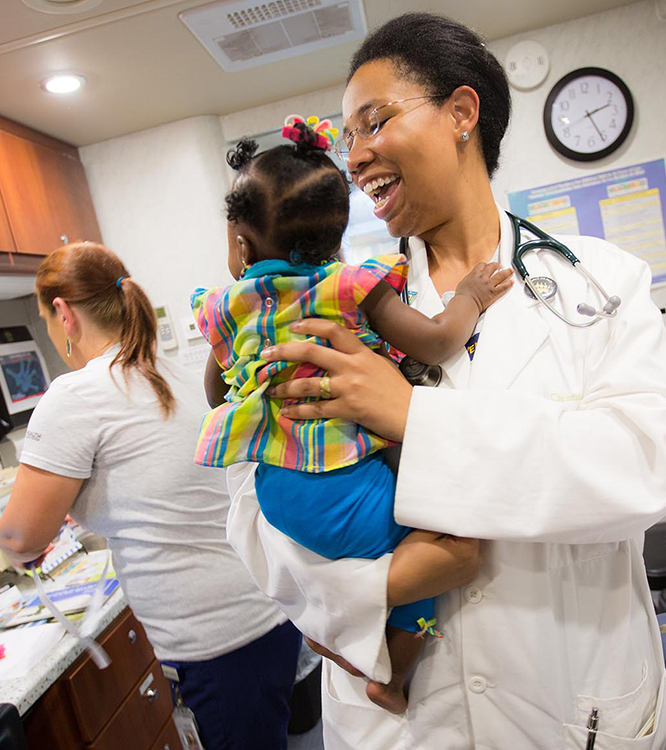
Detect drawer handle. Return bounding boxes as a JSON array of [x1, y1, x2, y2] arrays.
[[164, 745, 171, 750], [144, 688, 159, 703], [128, 629, 137, 644], [60, 234, 69, 244]]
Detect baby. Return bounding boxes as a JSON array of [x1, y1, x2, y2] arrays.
[[192, 116, 512, 713]]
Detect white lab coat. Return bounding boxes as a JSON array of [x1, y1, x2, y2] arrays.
[[227, 208, 666, 749]]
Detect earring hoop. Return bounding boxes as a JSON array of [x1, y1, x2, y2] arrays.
[[461, 131, 470, 142], [66, 337, 72, 358]]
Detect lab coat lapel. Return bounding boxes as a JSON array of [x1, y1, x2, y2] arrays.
[[468, 209, 550, 390], [405, 237, 471, 389]]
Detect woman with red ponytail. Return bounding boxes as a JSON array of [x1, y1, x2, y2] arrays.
[[0, 242, 300, 750]]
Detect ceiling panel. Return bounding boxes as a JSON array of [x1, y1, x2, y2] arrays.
[[0, 0, 641, 146], [0, 0, 151, 45]]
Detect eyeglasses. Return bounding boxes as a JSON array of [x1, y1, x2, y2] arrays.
[[333, 95, 448, 160]]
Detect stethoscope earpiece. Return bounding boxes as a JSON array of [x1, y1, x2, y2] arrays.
[[603, 296, 622, 314], [576, 303, 597, 317]]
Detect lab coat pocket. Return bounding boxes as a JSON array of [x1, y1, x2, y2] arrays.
[[321, 659, 404, 750], [547, 540, 622, 570], [563, 667, 666, 749]]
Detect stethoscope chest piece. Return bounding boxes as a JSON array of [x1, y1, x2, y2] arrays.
[[524, 276, 558, 301], [399, 356, 443, 387]]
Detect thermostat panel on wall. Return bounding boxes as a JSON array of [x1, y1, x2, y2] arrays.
[[154, 305, 178, 350], [182, 315, 203, 341]]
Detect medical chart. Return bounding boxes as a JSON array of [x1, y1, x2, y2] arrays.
[[507, 158, 666, 286]]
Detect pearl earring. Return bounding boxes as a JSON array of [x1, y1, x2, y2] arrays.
[[461, 131, 470, 142], [66, 337, 72, 358]]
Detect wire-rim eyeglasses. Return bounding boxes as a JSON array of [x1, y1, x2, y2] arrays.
[[334, 95, 448, 160]]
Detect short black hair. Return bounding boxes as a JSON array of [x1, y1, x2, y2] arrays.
[[225, 140, 350, 265], [348, 13, 511, 177]]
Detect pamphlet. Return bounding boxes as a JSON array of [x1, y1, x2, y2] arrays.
[[0, 550, 118, 629]]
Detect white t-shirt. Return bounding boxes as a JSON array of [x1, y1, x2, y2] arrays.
[[21, 348, 286, 662]]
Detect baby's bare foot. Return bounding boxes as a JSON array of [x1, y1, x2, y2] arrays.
[[366, 679, 408, 714]]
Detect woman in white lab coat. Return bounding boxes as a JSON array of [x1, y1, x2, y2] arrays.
[[226, 12, 666, 749]]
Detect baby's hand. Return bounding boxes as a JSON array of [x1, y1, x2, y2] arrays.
[[455, 262, 513, 314]]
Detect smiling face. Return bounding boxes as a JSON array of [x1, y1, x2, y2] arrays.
[[342, 59, 463, 239]]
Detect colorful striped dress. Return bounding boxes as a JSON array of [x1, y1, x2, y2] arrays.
[[191, 252, 438, 635], [190, 254, 408, 472]]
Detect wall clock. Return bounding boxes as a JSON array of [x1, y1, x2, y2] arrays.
[[543, 67, 634, 161]]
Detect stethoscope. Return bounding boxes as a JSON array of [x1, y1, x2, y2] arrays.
[[505, 212, 621, 327], [396, 212, 622, 387]]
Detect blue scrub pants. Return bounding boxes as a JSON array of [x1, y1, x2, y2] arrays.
[[162, 620, 301, 750]]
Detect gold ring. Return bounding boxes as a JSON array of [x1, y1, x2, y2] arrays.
[[319, 375, 332, 400]]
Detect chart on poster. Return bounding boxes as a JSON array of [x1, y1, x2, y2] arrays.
[[508, 159, 666, 286]]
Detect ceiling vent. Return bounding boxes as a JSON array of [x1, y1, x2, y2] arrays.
[[180, 0, 367, 72]]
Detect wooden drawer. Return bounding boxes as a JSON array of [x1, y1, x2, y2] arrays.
[[66, 608, 155, 742], [23, 676, 84, 750], [87, 660, 173, 750], [150, 717, 181, 750]]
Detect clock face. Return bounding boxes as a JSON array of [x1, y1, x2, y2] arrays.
[[543, 67, 634, 161]]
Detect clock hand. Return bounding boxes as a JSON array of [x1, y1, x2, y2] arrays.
[[585, 110, 606, 142], [560, 103, 612, 129], [587, 103, 611, 117]]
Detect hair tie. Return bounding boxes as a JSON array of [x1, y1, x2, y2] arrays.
[[281, 115, 338, 152], [116, 276, 127, 289]]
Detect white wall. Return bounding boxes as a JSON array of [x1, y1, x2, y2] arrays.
[[220, 84, 344, 144], [490, 1, 665, 204], [490, 0, 666, 311], [79, 0, 666, 331], [79, 116, 233, 363]]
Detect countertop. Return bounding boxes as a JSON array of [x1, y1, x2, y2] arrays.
[[0, 468, 128, 717], [0, 583, 127, 716]]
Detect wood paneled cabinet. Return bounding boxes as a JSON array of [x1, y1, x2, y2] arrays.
[[0, 191, 16, 254], [23, 608, 179, 750], [0, 116, 102, 259]]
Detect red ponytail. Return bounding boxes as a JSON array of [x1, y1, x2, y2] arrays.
[[36, 242, 175, 417]]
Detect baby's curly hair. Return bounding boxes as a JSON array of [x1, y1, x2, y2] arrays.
[[225, 137, 350, 265]]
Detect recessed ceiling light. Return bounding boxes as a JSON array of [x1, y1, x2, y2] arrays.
[[41, 75, 86, 94], [22, 0, 104, 14]]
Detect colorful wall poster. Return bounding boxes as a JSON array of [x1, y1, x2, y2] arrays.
[[507, 159, 666, 286]]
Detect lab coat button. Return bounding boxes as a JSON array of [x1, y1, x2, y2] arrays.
[[468, 676, 487, 694], [464, 586, 483, 604]]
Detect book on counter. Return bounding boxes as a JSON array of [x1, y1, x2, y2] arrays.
[[0, 579, 119, 629], [0, 550, 118, 629]]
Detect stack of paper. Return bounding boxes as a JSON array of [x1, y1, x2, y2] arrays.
[[0, 551, 118, 630], [0, 623, 65, 681]]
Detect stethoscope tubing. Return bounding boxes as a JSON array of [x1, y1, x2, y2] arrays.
[[399, 214, 619, 328], [506, 212, 619, 327]]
